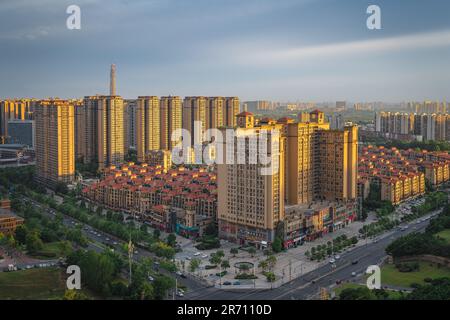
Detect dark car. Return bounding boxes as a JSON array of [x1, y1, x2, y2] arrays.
[[336, 280, 342, 285], [352, 260, 359, 265], [223, 281, 232, 286]]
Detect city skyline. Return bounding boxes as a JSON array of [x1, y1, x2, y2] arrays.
[[1, 0, 450, 101]]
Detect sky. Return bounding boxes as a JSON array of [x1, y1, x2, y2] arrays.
[[1, 0, 450, 102]]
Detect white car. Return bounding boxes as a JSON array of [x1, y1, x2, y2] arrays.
[[201, 254, 208, 259], [329, 258, 336, 264], [193, 252, 201, 256], [334, 255, 341, 260], [177, 292, 184, 297], [351, 272, 356, 277]]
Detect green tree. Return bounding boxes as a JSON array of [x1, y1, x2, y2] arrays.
[[167, 233, 177, 247], [153, 229, 161, 240], [272, 237, 283, 253], [221, 260, 230, 271], [189, 258, 201, 273], [26, 230, 44, 254], [230, 247, 238, 257]]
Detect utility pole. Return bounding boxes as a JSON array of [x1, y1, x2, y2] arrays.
[[128, 239, 134, 286], [289, 259, 292, 281]]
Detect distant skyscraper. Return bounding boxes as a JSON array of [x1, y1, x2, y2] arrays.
[[110, 64, 116, 96], [224, 97, 240, 127], [160, 96, 182, 150], [35, 100, 75, 186], [206, 97, 225, 130], [183, 96, 207, 145], [136, 96, 160, 162], [80, 95, 125, 169]]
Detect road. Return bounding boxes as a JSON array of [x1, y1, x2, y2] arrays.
[[183, 211, 438, 300], [20, 196, 209, 294]]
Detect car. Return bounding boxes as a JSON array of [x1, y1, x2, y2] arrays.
[[180, 274, 187, 279], [185, 257, 191, 260], [193, 252, 201, 256], [177, 292, 184, 297], [351, 272, 357, 277], [334, 255, 341, 260], [233, 281, 241, 285], [351, 260, 358, 265], [148, 276, 154, 281], [113, 241, 118, 245], [201, 254, 208, 259], [335, 280, 342, 285], [178, 289, 185, 294], [223, 281, 232, 286], [176, 271, 183, 276], [329, 258, 336, 264], [106, 238, 110, 241]]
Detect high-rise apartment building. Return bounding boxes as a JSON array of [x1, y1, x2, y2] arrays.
[[224, 97, 240, 127], [136, 96, 160, 162], [124, 99, 137, 151], [375, 111, 450, 141], [183, 96, 207, 145], [34, 99, 75, 186], [160, 96, 182, 150], [286, 110, 357, 205], [80, 95, 125, 169], [206, 97, 225, 130], [217, 112, 285, 247]]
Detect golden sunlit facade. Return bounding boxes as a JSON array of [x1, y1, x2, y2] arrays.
[[35, 99, 75, 186], [80, 95, 125, 170], [160, 96, 182, 150], [136, 96, 160, 162], [218, 112, 285, 247]]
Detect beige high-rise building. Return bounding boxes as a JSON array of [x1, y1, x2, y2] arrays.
[[317, 125, 358, 202], [285, 110, 358, 205], [206, 97, 225, 130], [80, 95, 125, 170], [218, 112, 285, 247], [35, 99, 75, 186], [136, 96, 160, 162], [160, 96, 182, 150], [183, 96, 207, 145], [224, 97, 240, 127]]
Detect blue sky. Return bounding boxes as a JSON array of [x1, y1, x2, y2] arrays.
[[1, 0, 450, 101]]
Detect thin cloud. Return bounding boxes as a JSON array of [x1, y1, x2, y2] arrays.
[[230, 29, 450, 66]]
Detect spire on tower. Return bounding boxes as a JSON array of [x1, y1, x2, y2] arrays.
[[110, 64, 116, 96]]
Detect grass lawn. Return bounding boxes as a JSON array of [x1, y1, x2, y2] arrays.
[[0, 267, 66, 300], [333, 283, 363, 296], [435, 229, 450, 244], [381, 262, 450, 288], [333, 283, 407, 300], [30, 242, 69, 259]]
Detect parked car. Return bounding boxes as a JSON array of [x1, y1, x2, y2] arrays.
[[223, 281, 232, 286], [351, 272, 357, 277], [351, 260, 358, 265], [233, 281, 241, 286]]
